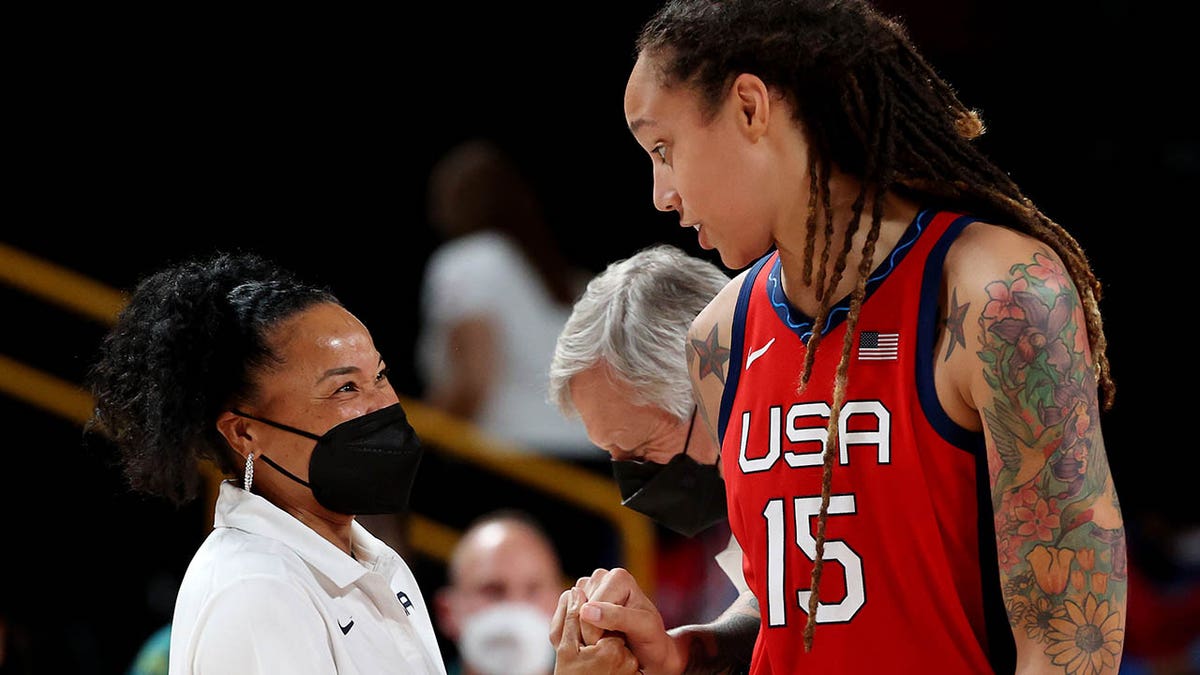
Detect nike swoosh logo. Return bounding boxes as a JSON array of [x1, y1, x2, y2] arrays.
[[745, 338, 776, 369], [338, 618, 354, 635]]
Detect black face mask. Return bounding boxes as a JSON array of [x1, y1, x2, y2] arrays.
[[611, 408, 727, 538], [231, 403, 424, 515]]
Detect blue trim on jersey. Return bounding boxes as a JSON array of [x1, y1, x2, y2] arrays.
[[915, 213, 986, 452], [766, 209, 930, 344], [914, 212, 1014, 669], [718, 252, 774, 446], [913, 212, 1015, 669]]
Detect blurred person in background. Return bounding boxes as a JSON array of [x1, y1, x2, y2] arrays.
[[434, 510, 565, 675], [1120, 515, 1200, 674], [125, 624, 170, 675], [416, 138, 597, 465]]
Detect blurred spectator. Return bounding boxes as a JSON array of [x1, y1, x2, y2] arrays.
[[125, 624, 170, 675], [1119, 515, 1200, 674], [434, 510, 566, 675], [121, 569, 178, 675], [0, 607, 31, 675], [416, 138, 597, 464]]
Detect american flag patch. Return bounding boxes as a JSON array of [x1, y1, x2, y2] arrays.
[[858, 331, 899, 360]]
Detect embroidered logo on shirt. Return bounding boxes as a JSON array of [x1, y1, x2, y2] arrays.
[[745, 337, 776, 369], [396, 591, 413, 616], [338, 618, 355, 635]]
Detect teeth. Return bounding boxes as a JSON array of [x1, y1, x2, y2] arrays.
[[692, 224, 700, 231]]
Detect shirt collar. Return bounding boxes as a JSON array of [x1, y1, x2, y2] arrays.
[[213, 480, 396, 588]]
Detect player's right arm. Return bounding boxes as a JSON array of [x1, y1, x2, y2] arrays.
[[687, 273, 744, 464], [664, 588, 758, 674], [667, 273, 758, 673]]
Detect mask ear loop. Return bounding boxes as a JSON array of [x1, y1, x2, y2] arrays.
[[680, 405, 697, 459], [229, 409, 317, 488], [230, 408, 321, 440]]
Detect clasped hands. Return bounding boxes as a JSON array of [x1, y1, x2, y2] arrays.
[[550, 567, 683, 675]]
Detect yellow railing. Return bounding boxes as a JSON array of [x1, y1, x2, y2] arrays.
[[0, 241, 655, 591], [0, 242, 127, 324]]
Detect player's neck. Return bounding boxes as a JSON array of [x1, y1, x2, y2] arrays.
[[776, 193, 919, 317]]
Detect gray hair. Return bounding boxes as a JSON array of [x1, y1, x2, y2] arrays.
[[549, 244, 731, 421]]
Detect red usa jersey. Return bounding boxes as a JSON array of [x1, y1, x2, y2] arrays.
[[718, 210, 1014, 673]]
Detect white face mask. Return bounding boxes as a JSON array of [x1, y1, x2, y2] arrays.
[[458, 601, 555, 675]]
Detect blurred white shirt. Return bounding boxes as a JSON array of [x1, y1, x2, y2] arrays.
[[417, 231, 595, 458]]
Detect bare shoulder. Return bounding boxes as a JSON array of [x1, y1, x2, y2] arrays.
[[939, 216, 1101, 447], [944, 220, 1068, 291], [940, 219, 1087, 362], [934, 220, 1094, 421], [688, 269, 747, 440]]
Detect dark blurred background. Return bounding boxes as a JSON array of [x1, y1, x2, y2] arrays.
[[3, 2, 1197, 673]]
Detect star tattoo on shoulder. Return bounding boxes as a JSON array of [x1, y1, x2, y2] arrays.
[[692, 323, 730, 385], [943, 287, 969, 361]]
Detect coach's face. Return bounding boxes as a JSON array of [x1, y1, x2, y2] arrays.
[[567, 361, 692, 465]]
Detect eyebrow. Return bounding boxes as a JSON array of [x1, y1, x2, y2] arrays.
[[317, 366, 359, 384], [628, 117, 656, 135], [315, 356, 383, 384]]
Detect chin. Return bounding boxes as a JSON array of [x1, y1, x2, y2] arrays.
[[718, 250, 755, 271], [721, 241, 776, 270]]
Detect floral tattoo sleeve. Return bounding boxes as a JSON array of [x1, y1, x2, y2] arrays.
[[972, 250, 1126, 673]]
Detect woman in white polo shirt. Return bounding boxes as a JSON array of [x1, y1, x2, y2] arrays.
[[87, 250, 446, 674]]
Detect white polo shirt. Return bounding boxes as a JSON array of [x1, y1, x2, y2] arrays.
[[169, 481, 447, 674]]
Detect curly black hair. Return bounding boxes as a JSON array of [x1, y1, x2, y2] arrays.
[[85, 251, 339, 506]]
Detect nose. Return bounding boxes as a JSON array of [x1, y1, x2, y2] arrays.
[[651, 171, 680, 213], [368, 382, 401, 412]]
